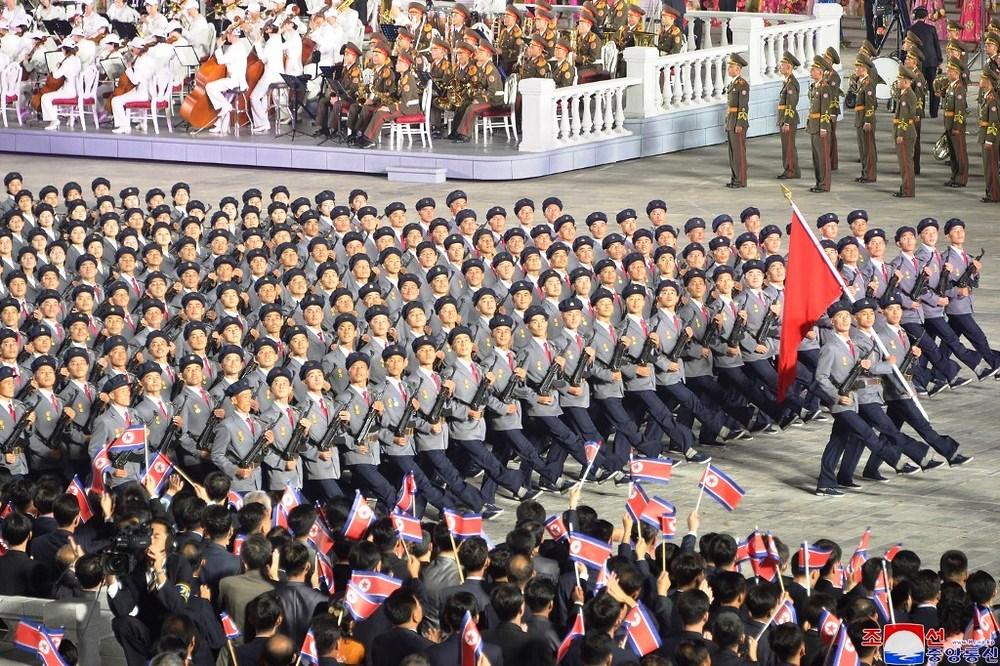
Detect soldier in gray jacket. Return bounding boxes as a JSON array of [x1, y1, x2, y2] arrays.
[[89, 373, 143, 489], [59, 347, 97, 480], [210, 380, 273, 493], [26, 355, 71, 476], [297, 362, 346, 502], [0, 365, 32, 478], [174, 353, 224, 482], [258, 367, 306, 493], [133, 361, 179, 455]]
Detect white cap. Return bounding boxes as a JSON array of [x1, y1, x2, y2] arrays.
[[10, 17, 29, 28], [144, 0, 158, 5], [128, 37, 147, 48], [60, 38, 76, 48], [28, 30, 47, 40], [324, 6, 338, 16], [165, 20, 182, 32], [247, 1, 260, 11], [69, 26, 85, 35], [101, 33, 122, 44], [81, 0, 94, 6], [182, 0, 198, 10]]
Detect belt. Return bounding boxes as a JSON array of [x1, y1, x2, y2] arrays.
[[727, 106, 738, 112], [944, 111, 955, 117], [808, 112, 820, 118], [980, 121, 989, 126], [854, 105, 866, 111], [777, 104, 786, 109]]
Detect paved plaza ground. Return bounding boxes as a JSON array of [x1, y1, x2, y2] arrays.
[[8, 111, 1000, 572]]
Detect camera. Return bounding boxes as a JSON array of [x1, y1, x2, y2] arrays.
[[101, 524, 153, 576]]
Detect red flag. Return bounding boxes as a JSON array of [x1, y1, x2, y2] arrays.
[[219, 612, 241, 640], [300, 628, 319, 664], [557, 612, 584, 663], [544, 515, 568, 542], [567, 532, 612, 570], [798, 543, 834, 569], [659, 514, 676, 538], [884, 544, 903, 561], [818, 609, 842, 646], [232, 534, 246, 557], [777, 204, 844, 400], [272, 504, 289, 530], [279, 484, 304, 512], [350, 571, 403, 600], [624, 603, 662, 657], [698, 464, 745, 511], [226, 490, 244, 510], [625, 482, 649, 522], [395, 471, 417, 514], [460, 611, 483, 666], [629, 457, 673, 484], [583, 440, 601, 465], [342, 492, 375, 540], [141, 452, 174, 496], [65, 475, 94, 523], [88, 445, 111, 495], [443, 508, 484, 539], [344, 583, 382, 621], [307, 515, 335, 554], [391, 510, 424, 543]]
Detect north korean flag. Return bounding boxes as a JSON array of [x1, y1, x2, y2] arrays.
[[699, 464, 746, 511], [14, 620, 46, 653], [624, 603, 662, 657], [871, 569, 892, 623], [344, 582, 382, 621], [88, 445, 111, 495], [830, 562, 846, 590], [755, 533, 781, 582], [395, 471, 418, 515], [316, 551, 335, 593], [219, 612, 241, 640], [351, 570, 403, 600], [629, 457, 673, 485], [567, 531, 612, 570], [443, 508, 484, 540], [108, 424, 146, 453], [799, 543, 834, 569], [141, 452, 174, 497], [625, 482, 649, 523], [544, 514, 569, 542], [307, 515, 335, 554], [659, 514, 676, 539], [557, 612, 585, 663], [773, 600, 798, 626], [640, 495, 676, 528], [300, 628, 320, 665], [226, 489, 244, 510], [272, 503, 289, 530], [460, 611, 483, 666], [0, 502, 11, 519], [65, 475, 94, 523], [391, 510, 424, 543], [279, 483, 305, 512], [342, 492, 375, 540], [824, 623, 860, 666], [232, 534, 246, 557], [976, 604, 1000, 642], [818, 609, 842, 646], [14, 621, 67, 666], [584, 440, 601, 465], [884, 543, 903, 561], [735, 538, 750, 564]]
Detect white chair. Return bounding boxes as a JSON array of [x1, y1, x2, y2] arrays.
[[123, 69, 174, 134], [0, 62, 24, 127], [389, 81, 433, 150], [475, 74, 518, 143], [51, 66, 100, 130], [601, 42, 618, 74]]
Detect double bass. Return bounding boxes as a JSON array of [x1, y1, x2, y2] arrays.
[[179, 21, 264, 129], [31, 49, 67, 111]]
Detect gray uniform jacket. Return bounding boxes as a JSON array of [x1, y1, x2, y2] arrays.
[[298, 391, 343, 481], [815, 335, 863, 415], [210, 411, 265, 492], [589, 321, 625, 400], [445, 359, 488, 441], [90, 405, 142, 488], [336, 384, 382, 466]]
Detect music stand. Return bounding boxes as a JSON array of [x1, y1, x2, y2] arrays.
[[276, 73, 311, 141], [43, 19, 72, 37], [43, 49, 64, 74], [110, 20, 138, 40], [99, 56, 126, 82], [380, 23, 400, 43]]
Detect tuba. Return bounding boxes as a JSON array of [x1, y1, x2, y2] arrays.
[[933, 132, 950, 161]]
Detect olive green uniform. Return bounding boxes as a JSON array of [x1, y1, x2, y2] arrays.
[[778, 74, 800, 178], [943, 79, 968, 186], [726, 75, 750, 187], [808, 79, 833, 191]]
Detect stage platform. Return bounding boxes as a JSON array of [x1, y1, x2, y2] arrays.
[[0, 123, 646, 182]]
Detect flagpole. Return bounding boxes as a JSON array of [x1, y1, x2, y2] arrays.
[[575, 455, 598, 492], [803, 541, 811, 597], [780, 185, 929, 421], [882, 559, 896, 624], [448, 529, 465, 584], [226, 638, 238, 666], [755, 602, 784, 641]]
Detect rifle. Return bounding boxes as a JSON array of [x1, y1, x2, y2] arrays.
[[834, 348, 876, 396], [280, 406, 309, 459], [606, 321, 630, 372], [156, 392, 187, 454], [700, 318, 722, 347], [238, 359, 259, 382], [726, 311, 748, 347], [424, 373, 451, 424], [0, 400, 36, 454], [83, 394, 109, 435], [430, 335, 449, 373], [872, 272, 900, 305], [160, 313, 184, 341], [666, 327, 692, 362], [497, 349, 530, 402], [43, 385, 78, 450], [353, 388, 386, 446], [227, 413, 281, 469], [906, 258, 931, 300], [391, 378, 423, 437], [753, 309, 778, 344], [536, 340, 572, 396], [953, 248, 986, 290], [312, 397, 351, 452], [563, 337, 590, 387], [195, 397, 226, 452]]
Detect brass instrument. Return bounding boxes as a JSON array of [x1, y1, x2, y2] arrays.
[[378, 0, 394, 25], [633, 30, 656, 47], [933, 132, 949, 160], [356, 66, 375, 103]]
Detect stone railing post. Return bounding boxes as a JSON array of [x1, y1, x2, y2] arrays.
[[518, 77, 558, 152], [624, 46, 661, 118], [812, 3, 843, 56], [728, 15, 765, 85]]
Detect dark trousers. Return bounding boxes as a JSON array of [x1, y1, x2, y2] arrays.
[[562, 406, 627, 471], [818, 409, 893, 488], [595, 397, 661, 457], [914, 117, 923, 174], [627, 389, 694, 453], [489, 427, 560, 487], [902, 321, 958, 384], [780, 124, 800, 178], [745, 358, 803, 415], [829, 116, 839, 170], [528, 414, 588, 469], [848, 402, 928, 478], [858, 124, 877, 181], [384, 454, 451, 511], [796, 348, 822, 411], [984, 141, 1000, 201], [303, 478, 344, 504], [451, 438, 521, 504], [727, 129, 747, 186], [717, 365, 783, 422], [657, 382, 728, 443], [810, 130, 832, 191], [886, 398, 959, 460], [418, 449, 484, 511], [685, 374, 756, 428], [923, 65, 940, 117], [348, 463, 396, 510], [924, 315, 981, 371], [897, 136, 915, 197], [947, 127, 969, 185], [947, 313, 1000, 369], [113, 615, 151, 666]]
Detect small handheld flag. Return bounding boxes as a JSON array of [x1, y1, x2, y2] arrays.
[[460, 610, 483, 666], [342, 492, 375, 540], [629, 457, 673, 484], [443, 508, 484, 540], [300, 628, 319, 665], [108, 424, 146, 453], [557, 612, 584, 663], [219, 612, 241, 640], [65, 475, 94, 523], [395, 471, 418, 515], [350, 571, 403, 600], [625, 482, 649, 523], [344, 582, 382, 621], [141, 452, 174, 497], [624, 603, 662, 657], [544, 515, 569, 542], [698, 464, 746, 511], [391, 510, 424, 543], [567, 532, 612, 570]]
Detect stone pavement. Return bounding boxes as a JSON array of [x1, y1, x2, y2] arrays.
[[8, 114, 1000, 571]]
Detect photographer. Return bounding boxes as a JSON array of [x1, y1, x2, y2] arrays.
[[108, 511, 194, 666]]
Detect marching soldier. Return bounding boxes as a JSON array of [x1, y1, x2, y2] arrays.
[[89, 374, 141, 490], [258, 367, 305, 493], [552, 40, 577, 88], [575, 9, 603, 72], [943, 57, 969, 188], [657, 6, 683, 55], [211, 380, 272, 493], [452, 42, 505, 142], [725, 53, 750, 188], [0, 366, 32, 478], [777, 51, 801, 180], [854, 54, 878, 183], [495, 5, 524, 75], [808, 55, 833, 193], [824, 48, 842, 171], [981, 68, 1000, 202], [893, 67, 919, 198], [26, 355, 70, 476], [904, 49, 928, 175], [133, 361, 177, 456]]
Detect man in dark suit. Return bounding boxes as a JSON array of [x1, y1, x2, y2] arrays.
[[908, 569, 942, 631], [273, 541, 328, 646], [659, 590, 719, 661], [559, 594, 639, 666], [199, 504, 240, 601], [484, 583, 535, 665], [423, 591, 505, 666], [368, 588, 433, 666], [0, 511, 49, 597], [437, 537, 498, 630], [236, 593, 285, 666], [908, 8, 943, 117], [30, 494, 83, 571], [523, 577, 559, 664], [712, 612, 753, 666]]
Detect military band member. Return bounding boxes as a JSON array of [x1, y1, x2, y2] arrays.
[[347, 42, 396, 145], [531, 7, 557, 54], [980, 68, 1000, 203], [614, 5, 644, 77], [824, 47, 842, 171], [777, 51, 801, 180], [725, 53, 750, 188], [904, 49, 928, 175], [552, 40, 577, 88], [894, 66, 918, 198], [942, 57, 969, 187], [495, 5, 524, 75], [355, 51, 423, 149], [519, 35, 551, 80], [315, 42, 363, 140], [808, 55, 833, 193], [854, 54, 878, 183], [428, 39, 454, 137], [452, 42, 505, 143], [606, 0, 628, 32], [575, 9, 603, 71], [657, 6, 683, 55]]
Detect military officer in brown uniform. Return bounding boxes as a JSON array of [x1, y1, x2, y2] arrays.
[[495, 5, 524, 75], [854, 54, 878, 183], [518, 35, 551, 80], [657, 6, 683, 55], [605, 0, 628, 33], [777, 51, 800, 179], [588, 0, 609, 30], [614, 5, 644, 77], [942, 57, 968, 188], [316, 42, 363, 140], [824, 47, 842, 171], [355, 51, 423, 148], [449, 41, 478, 109], [725, 53, 750, 188], [531, 7, 557, 54], [980, 68, 1000, 202], [427, 38, 453, 137], [575, 8, 603, 75], [452, 42, 505, 142], [904, 48, 928, 175], [552, 39, 577, 88], [808, 54, 833, 193], [893, 66, 918, 198], [407, 1, 434, 52], [347, 42, 396, 144]]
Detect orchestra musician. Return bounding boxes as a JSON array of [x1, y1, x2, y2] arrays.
[[250, 20, 285, 133], [606, 0, 628, 32], [575, 8, 603, 70], [518, 34, 550, 80], [614, 4, 645, 68], [551, 39, 577, 87], [394, 27, 415, 61], [657, 5, 683, 55], [451, 41, 503, 143], [494, 4, 523, 75], [41, 40, 82, 131], [346, 40, 394, 144], [530, 8, 556, 54], [280, 15, 303, 77], [23, 30, 57, 77], [315, 41, 362, 139], [1, 0, 28, 27], [180, 0, 214, 60], [308, 8, 346, 67], [140, 0, 169, 38], [111, 38, 156, 134], [205, 26, 251, 133], [446, 3, 470, 50], [32, 0, 64, 23], [354, 50, 422, 148], [406, 1, 432, 52], [0, 18, 28, 64], [107, 0, 140, 28]]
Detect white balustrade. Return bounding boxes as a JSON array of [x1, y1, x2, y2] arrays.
[[624, 46, 741, 117], [519, 76, 639, 152]]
